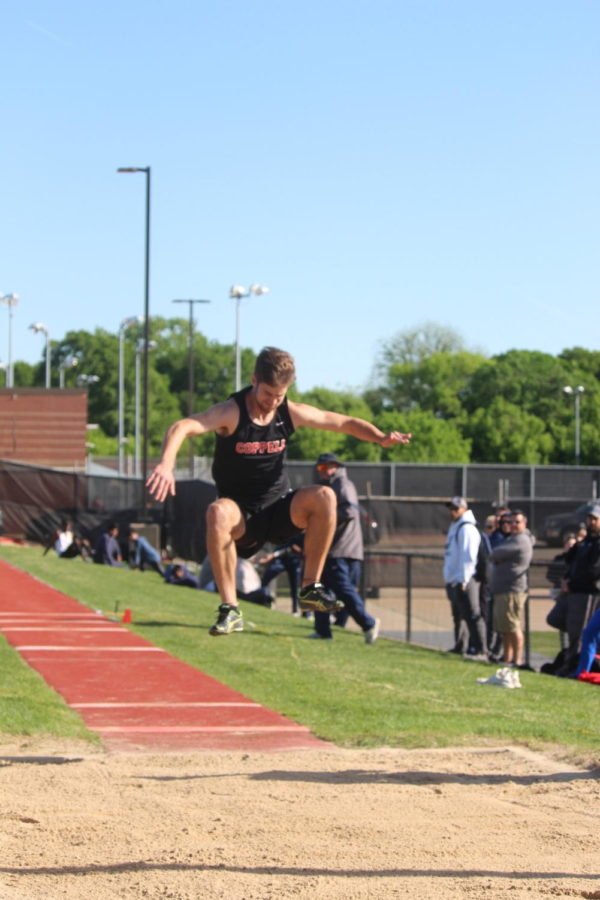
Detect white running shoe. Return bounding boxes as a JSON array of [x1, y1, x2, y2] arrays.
[[477, 666, 521, 689], [509, 669, 522, 689], [364, 618, 380, 645]]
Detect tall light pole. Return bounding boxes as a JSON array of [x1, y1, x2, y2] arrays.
[[59, 355, 78, 388], [1, 293, 19, 388], [172, 298, 211, 476], [229, 284, 269, 391], [135, 338, 157, 478], [563, 385, 585, 465], [29, 322, 50, 387], [77, 374, 100, 387], [117, 166, 151, 488], [118, 315, 142, 476]]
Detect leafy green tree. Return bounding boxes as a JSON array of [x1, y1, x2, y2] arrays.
[[289, 387, 380, 461], [465, 397, 554, 463], [12, 361, 37, 387], [377, 350, 487, 417], [374, 321, 471, 372], [462, 350, 573, 420], [376, 409, 471, 462], [368, 322, 483, 413]]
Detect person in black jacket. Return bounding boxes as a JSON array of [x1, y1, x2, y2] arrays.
[[546, 505, 600, 675]]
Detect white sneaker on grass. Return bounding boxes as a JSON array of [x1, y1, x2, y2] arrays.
[[477, 667, 521, 689], [364, 619, 380, 645]]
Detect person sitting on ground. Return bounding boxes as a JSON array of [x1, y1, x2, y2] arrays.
[[164, 563, 201, 589], [92, 522, 123, 566], [258, 535, 304, 615], [48, 519, 91, 560], [128, 528, 165, 576], [202, 555, 274, 607]]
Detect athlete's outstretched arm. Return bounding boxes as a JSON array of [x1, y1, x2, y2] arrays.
[[288, 402, 411, 447], [146, 401, 237, 502]]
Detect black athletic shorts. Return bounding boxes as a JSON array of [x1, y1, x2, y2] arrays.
[[235, 491, 300, 559]]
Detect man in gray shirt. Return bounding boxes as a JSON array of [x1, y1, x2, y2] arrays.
[[490, 509, 534, 667], [310, 453, 380, 644]]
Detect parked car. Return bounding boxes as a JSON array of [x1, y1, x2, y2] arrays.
[[538, 502, 596, 546]]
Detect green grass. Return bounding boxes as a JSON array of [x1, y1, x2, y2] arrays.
[[0, 632, 100, 743], [1, 545, 598, 760]]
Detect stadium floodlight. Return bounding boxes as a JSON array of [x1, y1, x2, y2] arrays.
[[29, 322, 51, 388], [58, 355, 79, 389], [117, 165, 151, 493], [228, 283, 269, 390], [1, 293, 19, 388], [172, 298, 212, 476], [118, 315, 143, 476], [563, 385, 585, 466], [77, 374, 100, 387], [135, 338, 157, 478]]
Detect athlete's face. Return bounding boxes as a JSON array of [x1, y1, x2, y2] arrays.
[[252, 378, 289, 414]]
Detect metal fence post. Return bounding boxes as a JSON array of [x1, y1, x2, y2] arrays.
[[406, 554, 412, 643], [524, 593, 531, 668]]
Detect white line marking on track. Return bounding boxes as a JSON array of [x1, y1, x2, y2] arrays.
[[1, 627, 125, 633], [14, 645, 165, 652], [72, 702, 262, 708], [95, 725, 311, 733]]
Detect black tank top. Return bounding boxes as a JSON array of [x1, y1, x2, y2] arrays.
[[211, 386, 295, 513]]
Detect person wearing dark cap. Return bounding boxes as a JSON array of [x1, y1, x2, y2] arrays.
[[546, 505, 600, 676], [308, 453, 380, 644], [443, 497, 488, 660], [146, 347, 411, 637]]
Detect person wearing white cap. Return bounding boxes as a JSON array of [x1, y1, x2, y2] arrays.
[[443, 497, 488, 659]]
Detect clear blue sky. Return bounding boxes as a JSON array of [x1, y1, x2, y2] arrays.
[[2, 0, 599, 394]]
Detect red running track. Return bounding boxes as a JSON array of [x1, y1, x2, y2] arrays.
[[0, 559, 327, 752]]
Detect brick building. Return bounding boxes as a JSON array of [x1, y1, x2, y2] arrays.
[[0, 389, 88, 470]]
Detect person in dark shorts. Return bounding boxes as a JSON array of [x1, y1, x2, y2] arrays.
[[147, 347, 411, 636]]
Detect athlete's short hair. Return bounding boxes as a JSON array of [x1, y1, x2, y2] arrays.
[[254, 347, 296, 387]]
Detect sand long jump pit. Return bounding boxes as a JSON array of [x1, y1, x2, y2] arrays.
[[0, 738, 598, 899]]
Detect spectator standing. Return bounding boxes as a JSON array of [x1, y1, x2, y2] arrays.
[[490, 510, 512, 548], [489, 510, 534, 667], [546, 506, 600, 675], [443, 497, 488, 660], [129, 528, 165, 576], [486, 509, 513, 660], [308, 453, 380, 644], [93, 522, 123, 566], [575, 605, 600, 678]]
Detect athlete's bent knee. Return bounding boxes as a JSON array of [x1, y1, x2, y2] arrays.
[[206, 499, 237, 534]]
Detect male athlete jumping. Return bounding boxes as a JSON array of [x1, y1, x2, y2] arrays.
[[147, 347, 411, 635]]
